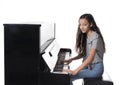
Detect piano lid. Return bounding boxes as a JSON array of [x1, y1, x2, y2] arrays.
[[4, 22, 56, 54]]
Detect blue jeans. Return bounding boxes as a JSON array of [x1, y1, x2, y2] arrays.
[[70, 62, 104, 85]]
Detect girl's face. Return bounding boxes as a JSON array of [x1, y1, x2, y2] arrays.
[[79, 18, 92, 33]]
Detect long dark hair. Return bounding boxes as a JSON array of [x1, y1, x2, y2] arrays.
[[76, 13, 105, 56]]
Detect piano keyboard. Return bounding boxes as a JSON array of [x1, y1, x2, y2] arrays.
[[42, 40, 71, 73], [53, 52, 70, 72]]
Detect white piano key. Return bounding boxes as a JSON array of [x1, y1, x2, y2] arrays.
[[52, 71, 69, 74], [63, 65, 69, 70]]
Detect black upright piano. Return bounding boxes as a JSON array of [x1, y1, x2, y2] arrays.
[[4, 23, 71, 85]]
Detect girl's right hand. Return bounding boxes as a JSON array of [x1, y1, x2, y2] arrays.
[[64, 58, 72, 65]]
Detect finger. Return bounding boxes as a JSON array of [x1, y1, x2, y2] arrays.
[[64, 62, 68, 65], [63, 69, 69, 72], [63, 69, 67, 72], [64, 59, 69, 62]]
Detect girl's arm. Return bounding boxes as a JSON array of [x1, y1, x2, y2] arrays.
[[63, 48, 96, 75], [71, 53, 83, 60], [64, 53, 83, 65]]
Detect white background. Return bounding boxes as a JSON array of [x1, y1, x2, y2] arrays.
[[0, 0, 120, 85]]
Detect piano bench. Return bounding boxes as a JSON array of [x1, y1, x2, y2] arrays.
[[82, 77, 113, 85]]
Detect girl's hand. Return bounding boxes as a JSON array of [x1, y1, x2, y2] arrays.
[[63, 69, 78, 75], [64, 59, 72, 65]]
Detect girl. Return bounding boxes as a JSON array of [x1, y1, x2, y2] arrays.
[[63, 13, 105, 85]]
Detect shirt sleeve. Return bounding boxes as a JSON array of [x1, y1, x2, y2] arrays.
[[91, 38, 98, 50]]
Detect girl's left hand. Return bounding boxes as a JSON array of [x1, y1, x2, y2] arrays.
[[63, 69, 78, 75]]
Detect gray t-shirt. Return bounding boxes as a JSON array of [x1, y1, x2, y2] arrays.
[[83, 31, 104, 64]]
